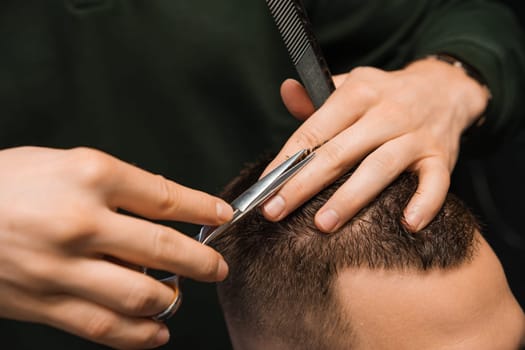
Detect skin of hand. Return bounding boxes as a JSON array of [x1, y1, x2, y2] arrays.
[[262, 57, 490, 233], [0, 146, 233, 349]]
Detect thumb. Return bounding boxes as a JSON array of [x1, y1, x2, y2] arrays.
[[280, 79, 315, 121]]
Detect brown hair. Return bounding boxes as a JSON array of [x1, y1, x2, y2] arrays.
[[213, 153, 479, 349]]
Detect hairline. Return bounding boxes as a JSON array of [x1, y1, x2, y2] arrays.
[[214, 156, 479, 349]]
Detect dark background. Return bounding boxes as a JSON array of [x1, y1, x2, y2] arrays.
[[449, 0, 525, 309]]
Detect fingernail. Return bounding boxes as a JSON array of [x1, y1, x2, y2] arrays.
[[155, 327, 170, 345], [404, 209, 422, 232], [263, 195, 285, 219], [317, 209, 340, 233], [217, 259, 229, 280], [216, 202, 233, 221]]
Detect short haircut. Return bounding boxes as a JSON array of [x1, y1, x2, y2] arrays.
[[212, 153, 480, 349]]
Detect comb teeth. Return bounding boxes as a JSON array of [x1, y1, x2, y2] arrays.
[[266, 0, 310, 65]]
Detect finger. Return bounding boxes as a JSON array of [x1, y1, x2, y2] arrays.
[[403, 158, 450, 232], [280, 75, 348, 121], [262, 106, 408, 221], [314, 135, 417, 232], [280, 79, 315, 121], [56, 258, 177, 317], [0, 280, 42, 322], [105, 159, 233, 224], [332, 73, 347, 88], [262, 77, 377, 178], [41, 294, 170, 349], [93, 211, 229, 282]]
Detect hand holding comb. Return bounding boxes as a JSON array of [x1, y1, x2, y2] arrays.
[[265, 0, 335, 109]]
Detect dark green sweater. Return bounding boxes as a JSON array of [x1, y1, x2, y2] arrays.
[[0, 1, 524, 349]]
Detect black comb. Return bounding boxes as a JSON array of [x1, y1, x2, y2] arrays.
[[265, 0, 335, 109]]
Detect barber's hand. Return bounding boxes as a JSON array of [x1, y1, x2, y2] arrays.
[[0, 146, 233, 349], [262, 57, 489, 232]]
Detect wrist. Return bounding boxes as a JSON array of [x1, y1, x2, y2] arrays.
[[405, 55, 491, 131]]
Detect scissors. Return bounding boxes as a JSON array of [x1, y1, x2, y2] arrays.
[[148, 148, 315, 321]]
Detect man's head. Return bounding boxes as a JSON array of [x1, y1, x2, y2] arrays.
[[213, 153, 525, 350]]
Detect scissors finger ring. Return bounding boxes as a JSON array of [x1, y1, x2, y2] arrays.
[[152, 275, 183, 321]]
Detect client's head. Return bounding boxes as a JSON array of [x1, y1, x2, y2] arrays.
[[213, 153, 525, 350]]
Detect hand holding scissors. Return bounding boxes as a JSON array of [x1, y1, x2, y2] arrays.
[[148, 148, 315, 321]]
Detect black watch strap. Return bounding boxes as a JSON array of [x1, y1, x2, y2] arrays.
[[427, 53, 492, 129]]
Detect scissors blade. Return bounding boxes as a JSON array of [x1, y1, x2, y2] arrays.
[[197, 149, 315, 245], [232, 149, 313, 212]]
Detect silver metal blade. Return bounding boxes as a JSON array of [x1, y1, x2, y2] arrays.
[[197, 149, 315, 245]]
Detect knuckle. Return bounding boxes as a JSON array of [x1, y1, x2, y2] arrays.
[[323, 140, 349, 169], [123, 280, 158, 314], [22, 256, 60, 287], [367, 150, 400, 178], [84, 312, 118, 341], [294, 125, 326, 148], [150, 225, 174, 262], [349, 66, 376, 78], [282, 177, 312, 202], [69, 147, 114, 187], [350, 81, 379, 105], [198, 251, 220, 279], [355, 84, 379, 103], [51, 208, 98, 247], [348, 66, 384, 80], [6, 204, 93, 246], [264, 162, 317, 204], [155, 175, 180, 214], [291, 184, 312, 204]]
